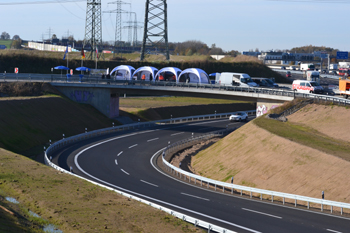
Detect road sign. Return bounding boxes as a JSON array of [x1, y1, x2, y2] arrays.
[[14, 67, 19, 74], [70, 69, 73, 75], [336, 51, 348, 60]]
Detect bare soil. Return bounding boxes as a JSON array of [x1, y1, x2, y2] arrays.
[[190, 104, 350, 204]]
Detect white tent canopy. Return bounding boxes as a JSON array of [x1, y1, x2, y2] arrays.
[[155, 67, 182, 82], [178, 68, 210, 84], [110, 65, 135, 80], [133, 66, 158, 81]]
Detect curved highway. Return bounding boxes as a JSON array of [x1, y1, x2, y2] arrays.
[[51, 119, 350, 233]]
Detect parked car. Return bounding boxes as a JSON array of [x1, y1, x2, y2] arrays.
[[286, 71, 292, 78], [229, 112, 248, 122], [251, 77, 279, 88]]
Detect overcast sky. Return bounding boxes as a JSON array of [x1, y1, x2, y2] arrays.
[[1, 0, 349, 52]]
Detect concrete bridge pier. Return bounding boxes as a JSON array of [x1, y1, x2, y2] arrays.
[[256, 98, 286, 117], [55, 86, 120, 118]]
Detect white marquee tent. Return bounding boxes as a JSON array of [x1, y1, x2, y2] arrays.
[[155, 67, 182, 82], [178, 68, 210, 84], [110, 65, 135, 80], [133, 66, 159, 81]]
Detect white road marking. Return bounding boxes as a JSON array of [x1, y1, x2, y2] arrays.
[[181, 193, 210, 201], [242, 208, 282, 219], [129, 144, 138, 149], [121, 169, 130, 175], [115, 159, 118, 165], [140, 180, 158, 187], [171, 132, 184, 136], [75, 144, 260, 233], [327, 229, 342, 233], [147, 138, 159, 142], [117, 151, 123, 156]]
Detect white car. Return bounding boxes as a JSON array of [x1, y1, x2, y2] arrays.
[[229, 112, 248, 122]]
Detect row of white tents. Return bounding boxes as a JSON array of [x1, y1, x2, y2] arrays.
[[109, 65, 210, 84]]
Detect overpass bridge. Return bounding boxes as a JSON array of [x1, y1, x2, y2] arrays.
[[1, 74, 349, 118]]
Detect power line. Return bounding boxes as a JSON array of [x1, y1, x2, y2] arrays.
[[0, 0, 85, 5]]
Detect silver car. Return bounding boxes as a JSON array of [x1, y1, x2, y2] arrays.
[[229, 112, 248, 122]]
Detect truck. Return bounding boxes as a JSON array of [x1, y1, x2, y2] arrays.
[[216, 72, 259, 87], [300, 63, 315, 71], [338, 62, 350, 68], [306, 71, 320, 83], [339, 79, 350, 99], [329, 64, 338, 70]]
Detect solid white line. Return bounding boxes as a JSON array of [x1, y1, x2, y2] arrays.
[[121, 169, 130, 175], [117, 151, 123, 156], [171, 132, 184, 136], [147, 138, 159, 142], [242, 208, 282, 219], [327, 229, 342, 233], [181, 193, 210, 201], [129, 144, 138, 149], [140, 180, 158, 187], [115, 159, 118, 165]]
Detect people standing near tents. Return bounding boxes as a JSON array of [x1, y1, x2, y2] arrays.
[[141, 74, 146, 81], [159, 74, 164, 81]]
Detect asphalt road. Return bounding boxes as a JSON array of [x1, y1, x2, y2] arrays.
[[51, 119, 350, 233]]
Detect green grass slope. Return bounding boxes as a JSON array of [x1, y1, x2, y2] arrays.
[[0, 95, 115, 158]]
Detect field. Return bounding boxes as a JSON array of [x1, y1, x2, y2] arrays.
[[0, 39, 13, 48]]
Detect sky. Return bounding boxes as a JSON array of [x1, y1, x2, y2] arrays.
[[0, 0, 349, 52]]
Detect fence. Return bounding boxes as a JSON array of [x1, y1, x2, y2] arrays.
[[2, 74, 350, 106], [161, 134, 350, 215]]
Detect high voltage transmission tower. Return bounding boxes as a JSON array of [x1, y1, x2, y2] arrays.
[[140, 0, 169, 61], [83, 0, 103, 60], [124, 12, 143, 46]]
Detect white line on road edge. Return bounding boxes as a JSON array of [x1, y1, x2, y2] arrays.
[[171, 132, 184, 136], [73, 129, 260, 233], [115, 159, 118, 165], [327, 229, 342, 233], [147, 138, 159, 142], [242, 208, 282, 219], [117, 151, 123, 156], [129, 144, 138, 149], [140, 180, 158, 187], [121, 169, 130, 175], [181, 193, 210, 201]]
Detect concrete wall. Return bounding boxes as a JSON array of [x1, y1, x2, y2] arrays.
[[56, 86, 119, 118], [256, 99, 285, 117]]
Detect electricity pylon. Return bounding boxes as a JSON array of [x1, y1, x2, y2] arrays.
[[140, 0, 169, 61], [83, 0, 103, 60]]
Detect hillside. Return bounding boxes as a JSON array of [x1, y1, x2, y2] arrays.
[[191, 104, 350, 204]]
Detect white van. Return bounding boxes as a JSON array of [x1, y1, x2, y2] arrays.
[[216, 72, 259, 87], [292, 80, 323, 94]]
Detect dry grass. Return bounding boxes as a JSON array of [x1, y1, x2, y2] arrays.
[[191, 104, 350, 204], [0, 149, 202, 233]]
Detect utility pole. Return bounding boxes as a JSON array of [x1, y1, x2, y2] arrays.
[[106, 0, 131, 57], [83, 0, 103, 60], [140, 0, 169, 61]]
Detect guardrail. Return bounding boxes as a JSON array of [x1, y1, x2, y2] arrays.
[[44, 111, 254, 233], [161, 134, 350, 215], [2, 74, 350, 106]]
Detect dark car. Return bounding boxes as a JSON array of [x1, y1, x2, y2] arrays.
[[286, 71, 292, 78]]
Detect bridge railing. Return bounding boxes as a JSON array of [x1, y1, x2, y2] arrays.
[[44, 111, 256, 233], [161, 134, 350, 215], [2, 74, 350, 105]]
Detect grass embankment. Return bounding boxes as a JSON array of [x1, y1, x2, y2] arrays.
[[191, 103, 350, 204], [120, 97, 256, 121], [0, 149, 200, 233], [0, 83, 116, 158]]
